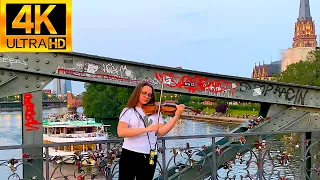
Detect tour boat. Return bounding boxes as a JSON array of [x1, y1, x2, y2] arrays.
[[42, 113, 110, 164]]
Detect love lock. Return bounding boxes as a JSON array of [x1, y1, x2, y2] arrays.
[[7, 158, 18, 172], [23, 153, 33, 162], [76, 175, 85, 180]]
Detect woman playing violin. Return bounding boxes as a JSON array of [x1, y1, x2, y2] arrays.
[[117, 82, 185, 180]]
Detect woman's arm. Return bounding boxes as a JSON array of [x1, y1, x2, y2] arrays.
[[117, 122, 159, 138], [157, 104, 185, 136]]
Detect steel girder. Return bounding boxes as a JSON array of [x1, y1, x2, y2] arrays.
[[0, 52, 319, 108]]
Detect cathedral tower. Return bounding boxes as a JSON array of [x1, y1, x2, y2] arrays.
[[292, 0, 317, 48]]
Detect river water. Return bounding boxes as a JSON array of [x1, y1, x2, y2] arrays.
[[0, 107, 233, 179]]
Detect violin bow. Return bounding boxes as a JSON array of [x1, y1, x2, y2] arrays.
[[156, 76, 165, 125]]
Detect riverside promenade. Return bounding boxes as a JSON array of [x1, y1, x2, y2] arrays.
[[180, 112, 249, 124]]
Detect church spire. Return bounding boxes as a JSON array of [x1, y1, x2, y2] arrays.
[[298, 0, 312, 21], [292, 0, 317, 48]]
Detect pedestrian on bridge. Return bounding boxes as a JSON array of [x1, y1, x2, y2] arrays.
[[117, 82, 185, 180]]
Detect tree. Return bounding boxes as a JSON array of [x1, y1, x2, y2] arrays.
[[42, 92, 48, 101], [274, 49, 320, 86], [178, 95, 191, 104], [215, 103, 228, 113], [82, 83, 134, 119], [190, 96, 202, 103]]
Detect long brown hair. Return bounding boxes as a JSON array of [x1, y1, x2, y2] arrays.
[[126, 82, 156, 108]]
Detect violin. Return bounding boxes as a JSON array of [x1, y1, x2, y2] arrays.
[[142, 103, 196, 115]]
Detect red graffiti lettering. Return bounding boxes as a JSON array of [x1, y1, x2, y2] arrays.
[[23, 94, 41, 131], [154, 72, 236, 95]]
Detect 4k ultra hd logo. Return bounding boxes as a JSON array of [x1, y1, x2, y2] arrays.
[[0, 0, 72, 52]]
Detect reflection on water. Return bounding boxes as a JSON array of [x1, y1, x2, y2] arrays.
[[0, 107, 231, 179]]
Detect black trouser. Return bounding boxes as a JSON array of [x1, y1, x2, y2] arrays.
[[118, 148, 158, 180]]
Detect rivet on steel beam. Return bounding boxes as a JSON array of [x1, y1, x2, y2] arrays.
[[6, 64, 10, 67], [25, 76, 28, 80], [36, 67, 40, 71], [36, 59, 39, 62], [54, 53, 57, 57], [14, 56, 18, 59], [36, 76, 39, 80], [52, 71, 56, 74], [25, 66, 28, 69], [36, 84, 40, 88], [0, 53, 3, 57], [24, 57, 28, 61], [9, 73, 12, 76], [308, 118, 311, 122], [45, 61, 49, 64], [25, 85, 29, 88], [1, 72, 3, 75], [316, 118, 318, 120]]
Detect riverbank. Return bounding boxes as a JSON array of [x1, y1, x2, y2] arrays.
[[180, 112, 249, 124]]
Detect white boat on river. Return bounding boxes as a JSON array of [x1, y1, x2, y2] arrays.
[[42, 113, 110, 163]]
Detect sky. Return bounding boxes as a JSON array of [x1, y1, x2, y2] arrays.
[[45, 0, 320, 94]]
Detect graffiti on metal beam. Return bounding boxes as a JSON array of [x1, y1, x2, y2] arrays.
[[240, 82, 308, 105], [154, 72, 236, 96], [102, 63, 133, 78], [0, 56, 27, 66], [23, 93, 41, 131], [57, 60, 161, 85]]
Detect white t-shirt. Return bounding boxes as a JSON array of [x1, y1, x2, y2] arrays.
[[119, 106, 164, 154]]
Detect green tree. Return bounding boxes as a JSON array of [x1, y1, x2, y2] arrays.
[[190, 96, 202, 103], [42, 92, 48, 101], [274, 49, 320, 86], [82, 83, 134, 119], [177, 95, 191, 104]]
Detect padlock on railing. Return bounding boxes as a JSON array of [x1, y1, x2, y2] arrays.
[[7, 158, 18, 172], [22, 153, 33, 162]]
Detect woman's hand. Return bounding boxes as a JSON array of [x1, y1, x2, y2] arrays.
[[145, 124, 159, 133], [175, 104, 185, 116]]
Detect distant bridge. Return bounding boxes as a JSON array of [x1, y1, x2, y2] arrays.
[[0, 93, 82, 111], [0, 101, 67, 110], [0, 100, 66, 105]]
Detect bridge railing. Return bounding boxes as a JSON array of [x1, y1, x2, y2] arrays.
[[0, 129, 319, 180]]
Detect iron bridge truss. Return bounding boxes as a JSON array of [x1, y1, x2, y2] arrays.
[[1, 52, 320, 180]]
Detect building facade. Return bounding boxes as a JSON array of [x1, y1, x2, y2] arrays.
[[252, 61, 282, 80], [252, 0, 317, 79], [53, 79, 72, 94]]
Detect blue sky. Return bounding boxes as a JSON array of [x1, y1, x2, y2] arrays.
[[45, 0, 320, 94]]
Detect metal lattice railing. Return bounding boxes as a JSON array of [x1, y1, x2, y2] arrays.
[[0, 129, 319, 180]]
